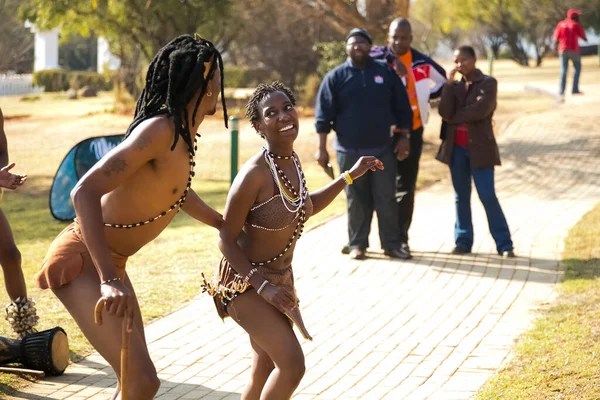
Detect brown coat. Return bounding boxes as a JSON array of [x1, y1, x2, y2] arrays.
[[436, 69, 501, 169]]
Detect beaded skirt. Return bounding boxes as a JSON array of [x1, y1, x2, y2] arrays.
[[202, 257, 312, 340]]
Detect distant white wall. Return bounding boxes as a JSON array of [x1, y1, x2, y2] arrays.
[[97, 37, 121, 73], [33, 29, 60, 72], [24, 22, 61, 72]]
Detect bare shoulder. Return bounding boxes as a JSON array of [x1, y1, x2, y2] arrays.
[[84, 115, 174, 182], [122, 115, 174, 153], [235, 152, 270, 187]]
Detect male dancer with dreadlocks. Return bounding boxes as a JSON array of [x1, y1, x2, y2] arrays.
[[34, 35, 227, 399]]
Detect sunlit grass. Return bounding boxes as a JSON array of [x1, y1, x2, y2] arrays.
[[477, 203, 600, 400]]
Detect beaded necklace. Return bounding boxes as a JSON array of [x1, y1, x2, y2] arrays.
[[251, 147, 308, 266], [103, 137, 198, 229], [263, 147, 304, 213]]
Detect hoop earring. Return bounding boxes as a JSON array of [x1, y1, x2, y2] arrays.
[[207, 91, 213, 97]]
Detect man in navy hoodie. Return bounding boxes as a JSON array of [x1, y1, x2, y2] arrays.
[[315, 28, 413, 260], [371, 18, 447, 258]]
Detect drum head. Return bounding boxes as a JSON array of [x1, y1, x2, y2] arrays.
[[50, 329, 69, 375]]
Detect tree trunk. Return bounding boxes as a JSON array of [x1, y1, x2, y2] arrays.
[[491, 44, 501, 59], [505, 32, 529, 66], [117, 46, 142, 99], [365, 0, 410, 20], [395, 0, 410, 17]]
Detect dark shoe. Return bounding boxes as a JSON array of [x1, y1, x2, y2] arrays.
[[341, 244, 350, 254], [401, 242, 411, 252], [502, 250, 516, 258], [452, 246, 471, 255], [350, 248, 366, 260], [572, 91, 584, 95], [384, 248, 412, 260]]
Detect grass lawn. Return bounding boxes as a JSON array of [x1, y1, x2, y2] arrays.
[[476, 202, 600, 400], [0, 56, 569, 393]]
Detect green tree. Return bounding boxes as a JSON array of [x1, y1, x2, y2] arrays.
[[425, 0, 600, 66], [292, 0, 411, 39], [313, 41, 346, 78], [228, 0, 339, 90], [0, 0, 34, 73], [21, 0, 235, 97], [59, 34, 97, 71], [412, 0, 464, 54]]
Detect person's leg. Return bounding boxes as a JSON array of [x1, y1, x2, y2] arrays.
[[52, 254, 159, 400], [372, 148, 403, 251], [337, 151, 373, 252], [240, 338, 276, 400], [0, 208, 25, 300], [228, 291, 305, 400], [396, 128, 424, 246], [449, 146, 474, 251], [472, 167, 513, 254], [122, 273, 148, 347], [559, 52, 568, 96], [571, 52, 582, 93]]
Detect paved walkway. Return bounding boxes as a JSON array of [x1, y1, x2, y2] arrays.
[[8, 87, 600, 399]]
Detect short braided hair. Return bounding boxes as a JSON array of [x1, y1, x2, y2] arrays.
[[125, 34, 228, 155], [245, 81, 296, 134], [458, 45, 476, 59]]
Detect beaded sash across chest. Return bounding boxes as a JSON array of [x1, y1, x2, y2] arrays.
[[103, 137, 197, 229], [249, 146, 309, 266]]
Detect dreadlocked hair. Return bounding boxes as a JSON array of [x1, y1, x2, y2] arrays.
[[245, 81, 296, 135], [124, 34, 228, 155]]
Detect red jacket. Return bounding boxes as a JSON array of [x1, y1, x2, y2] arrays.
[[554, 19, 587, 53]]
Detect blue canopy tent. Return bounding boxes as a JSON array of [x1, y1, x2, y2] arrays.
[[49, 134, 124, 221]]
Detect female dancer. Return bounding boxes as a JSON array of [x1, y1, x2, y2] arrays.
[[203, 81, 383, 399]]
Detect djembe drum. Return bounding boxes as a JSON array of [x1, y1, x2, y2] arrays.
[[0, 327, 69, 375]]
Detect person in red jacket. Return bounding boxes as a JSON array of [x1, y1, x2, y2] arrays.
[[554, 9, 587, 99]]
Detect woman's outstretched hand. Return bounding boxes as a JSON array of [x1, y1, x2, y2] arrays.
[[348, 156, 384, 181]]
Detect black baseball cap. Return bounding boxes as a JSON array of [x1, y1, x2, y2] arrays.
[[346, 28, 372, 45]]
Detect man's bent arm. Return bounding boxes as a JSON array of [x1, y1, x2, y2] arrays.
[[182, 188, 222, 229]]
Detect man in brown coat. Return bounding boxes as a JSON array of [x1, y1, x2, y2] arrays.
[[437, 45, 514, 257]]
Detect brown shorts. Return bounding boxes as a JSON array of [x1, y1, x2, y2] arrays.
[[35, 222, 127, 290]]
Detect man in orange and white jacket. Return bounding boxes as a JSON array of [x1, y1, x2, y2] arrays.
[[371, 18, 446, 258]]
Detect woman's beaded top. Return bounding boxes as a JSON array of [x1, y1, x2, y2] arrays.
[[247, 194, 313, 232], [246, 147, 310, 267]]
